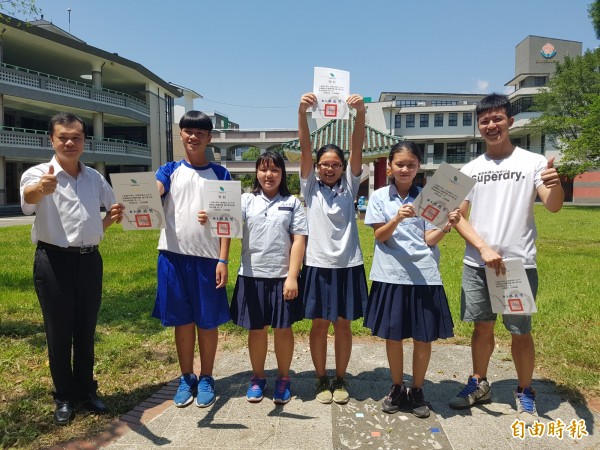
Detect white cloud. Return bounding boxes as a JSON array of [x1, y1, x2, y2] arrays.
[[476, 79, 489, 92]]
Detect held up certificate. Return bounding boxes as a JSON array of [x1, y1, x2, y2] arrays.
[[201, 180, 242, 238], [485, 259, 537, 315], [312, 67, 350, 120], [413, 162, 476, 229], [110, 172, 165, 230]]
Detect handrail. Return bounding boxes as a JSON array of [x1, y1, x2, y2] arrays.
[[0, 127, 148, 147], [0, 63, 147, 105]]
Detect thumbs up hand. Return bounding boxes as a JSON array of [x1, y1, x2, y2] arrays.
[[541, 156, 561, 188], [38, 164, 58, 195]]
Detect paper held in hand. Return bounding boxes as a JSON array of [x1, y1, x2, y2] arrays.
[[110, 172, 165, 230], [312, 67, 350, 120], [201, 180, 243, 238], [485, 259, 537, 315], [413, 162, 476, 229]]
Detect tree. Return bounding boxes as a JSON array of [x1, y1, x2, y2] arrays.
[[589, 0, 600, 40], [241, 147, 261, 161], [239, 174, 254, 192], [0, 0, 38, 19], [287, 173, 300, 195], [529, 48, 600, 177]]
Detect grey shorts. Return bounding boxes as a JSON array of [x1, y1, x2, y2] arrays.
[[460, 264, 538, 335]]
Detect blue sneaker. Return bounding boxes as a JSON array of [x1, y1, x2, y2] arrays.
[[173, 373, 197, 407], [195, 375, 215, 408], [515, 386, 538, 426], [273, 377, 291, 405], [246, 377, 267, 403]]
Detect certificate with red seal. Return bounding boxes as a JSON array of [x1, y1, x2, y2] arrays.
[[485, 259, 537, 315], [110, 172, 165, 231], [312, 67, 350, 120], [201, 180, 242, 238], [413, 163, 476, 229]]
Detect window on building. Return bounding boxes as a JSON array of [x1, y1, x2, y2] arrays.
[[420, 114, 429, 127], [511, 96, 534, 115], [447, 142, 467, 163], [433, 143, 444, 164], [432, 100, 460, 106], [395, 100, 419, 107], [463, 112, 472, 127], [406, 114, 415, 128], [534, 76, 547, 87], [449, 113, 458, 126], [476, 141, 485, 156], [434, 113, 443, 127], [416, 143, 427, 163], [395, 114, 402, 128], [541, 133, 546, 155]]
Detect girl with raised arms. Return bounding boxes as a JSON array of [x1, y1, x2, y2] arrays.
[[298, 93, 368, 404]]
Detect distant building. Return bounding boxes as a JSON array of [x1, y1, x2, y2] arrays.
[[0, 15, 182, 205], [363, 35, 587, 202]]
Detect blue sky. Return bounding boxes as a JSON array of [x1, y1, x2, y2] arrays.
[[30, 0, 599, 129]]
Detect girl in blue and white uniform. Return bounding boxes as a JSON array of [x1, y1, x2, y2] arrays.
[[297, 92, 369, 405], [364, 141, 459, 418], [229, 151, 307, 405]]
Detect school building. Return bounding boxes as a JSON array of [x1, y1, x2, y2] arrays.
[[0, 14, 182, 207], [282, 35, 596, 203]]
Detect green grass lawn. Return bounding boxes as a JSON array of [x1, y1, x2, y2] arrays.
[[1, 205, 598, 448]]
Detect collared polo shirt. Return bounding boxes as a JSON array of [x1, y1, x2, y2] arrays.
[[365, 184, 441, 285], [20, 156, 115, 247], [300, 167, 363, 268], [239, 192, 307, 278]]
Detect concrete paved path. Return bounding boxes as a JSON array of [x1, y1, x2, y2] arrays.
[[95, 340, 598, 450]]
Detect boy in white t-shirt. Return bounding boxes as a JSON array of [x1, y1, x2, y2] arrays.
[[450, 93, 564, 425]]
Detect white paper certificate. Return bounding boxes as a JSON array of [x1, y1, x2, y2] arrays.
[[202, 180, 242, 238], [413, 162, 476, 229], [110, 172, 165, 230], [312, 67, 350, 120], [485, 259, 537, 315]]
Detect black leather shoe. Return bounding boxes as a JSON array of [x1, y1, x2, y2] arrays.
[[81, 393, 108, 413], [54, 400, 74, 425]]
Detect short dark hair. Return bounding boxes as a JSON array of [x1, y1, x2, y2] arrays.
[[388, 140, 422, 164], [179, 110, 213, 131], [476, 93, 512, 119], [315, 144, 347, 170], [49, 112, 87, 138], [252, 151, 291, 197]]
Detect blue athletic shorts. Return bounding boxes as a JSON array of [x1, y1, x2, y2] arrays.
[[153, 251, 230, 329], [460, 264, 538, 335]]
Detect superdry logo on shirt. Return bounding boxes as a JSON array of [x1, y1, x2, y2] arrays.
[[472, 170, 523, 185]]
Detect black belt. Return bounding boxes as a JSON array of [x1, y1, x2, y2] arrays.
[[38, 241, 98, 254]]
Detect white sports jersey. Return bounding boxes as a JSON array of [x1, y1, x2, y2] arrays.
[[156, 160, 231, 258]]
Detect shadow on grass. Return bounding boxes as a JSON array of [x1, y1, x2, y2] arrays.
[[0, 380, 172, 450], [0, 319, 44, 338]]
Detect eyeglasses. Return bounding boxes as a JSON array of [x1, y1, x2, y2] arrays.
[[317, 163, 343, 170]]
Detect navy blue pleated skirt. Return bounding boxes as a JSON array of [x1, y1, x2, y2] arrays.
[[364, 281, 454, 343], [230, 275, 304, 330], [302, 265, 368, 321]]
